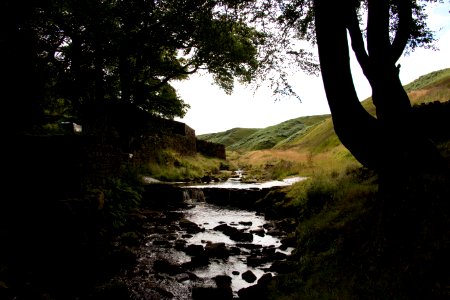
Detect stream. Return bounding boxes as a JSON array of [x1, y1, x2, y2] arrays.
[[111, 175, 306, 299]]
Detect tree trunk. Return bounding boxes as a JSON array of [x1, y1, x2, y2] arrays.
[[313, 0, 445, 176]]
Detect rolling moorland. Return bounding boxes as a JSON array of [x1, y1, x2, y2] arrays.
[[198, 67, 450, 180]]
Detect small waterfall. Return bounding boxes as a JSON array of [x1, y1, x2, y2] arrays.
[[182, 190, 191, 202], [182, 188, 206, 203]]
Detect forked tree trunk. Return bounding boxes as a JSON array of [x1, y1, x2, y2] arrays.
[[313, 0, 444, 176], [313, 4, 449, 297]]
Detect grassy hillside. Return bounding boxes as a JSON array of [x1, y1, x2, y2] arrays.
[[221, 68, 450, 180], [200, 114, 330, 151], [197, 127, 260, 147]]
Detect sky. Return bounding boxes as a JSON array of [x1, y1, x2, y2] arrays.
[[174, 3, 450, 135]]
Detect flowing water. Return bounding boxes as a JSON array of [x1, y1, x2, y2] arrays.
[[115, 175, 306, 299]]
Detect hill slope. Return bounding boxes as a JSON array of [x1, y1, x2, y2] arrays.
[[211, 67, 450, 178], [198, 115, 330, 151], [201, 68, 450, 154]]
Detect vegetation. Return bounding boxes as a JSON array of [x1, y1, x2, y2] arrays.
[[1, 0, 448, 298], [198, 128, 260, 148], [1, 0, 267, 135], [202, 68, 450, 181], [142, 150, 233, 182]]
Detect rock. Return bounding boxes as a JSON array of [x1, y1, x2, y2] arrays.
[[257, 273, 273, 285], [183, 255, 209, 269], [251, 228, 265, 237], [242, 270, 257, 283], [214, 224, 253, 242], [237, 273, 273, 300], [269, 260, 297, 273], [205, 242, 230, 258], [239, 221, 253, 226], [153, 259, 183, 275], [152, 240, 171, 247], [184, 244, 205, 256], [236, 243, 262, 250], [175, 273, 191, 282], [280, 235, 297, 248], [247, 255, 269, 267], [174, 239, 187, 250], [179, 218, 203, 234], [213, 275, 232, 288]]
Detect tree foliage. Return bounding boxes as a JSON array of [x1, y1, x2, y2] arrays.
[[0, 0, 268, 134]]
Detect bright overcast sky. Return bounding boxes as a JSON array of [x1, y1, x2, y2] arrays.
[[174, 3, 450, 135]]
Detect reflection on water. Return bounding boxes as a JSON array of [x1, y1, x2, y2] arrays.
[[178, 202, 292, 294], [184, 176, 307, 190], [120, 175, 302, 299]]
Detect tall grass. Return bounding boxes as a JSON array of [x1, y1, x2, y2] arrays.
[[143, 149, 231, 182], [267, 167, 380, 299]]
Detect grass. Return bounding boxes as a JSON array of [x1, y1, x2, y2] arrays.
[[198, 127, 260, 147], [142, 149, 232, 182], [263, 163, 449, 300]]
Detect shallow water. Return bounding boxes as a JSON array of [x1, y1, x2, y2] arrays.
[[184, 176, 307, 190], [180, 202, 292, 293], [119, 176, 301, 299]]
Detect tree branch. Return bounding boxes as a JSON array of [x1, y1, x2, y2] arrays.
[[346, 4, 373, 83], [391, 0, 412, 63]]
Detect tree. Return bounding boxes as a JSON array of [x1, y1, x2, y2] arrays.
[[0, 0, 266, 135], [241, 0, 446, 176], [271, 1, 449, 297], [312, 0, 447, 176]]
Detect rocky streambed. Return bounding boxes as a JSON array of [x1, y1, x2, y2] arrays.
[[107, 178, 304, 299]]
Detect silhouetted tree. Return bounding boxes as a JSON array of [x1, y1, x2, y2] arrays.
[[0, 0, 265, 134]]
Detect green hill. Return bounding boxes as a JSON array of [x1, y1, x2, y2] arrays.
[[199, 115, 330, 151], [201, 68, 450, 157], [197, 127, 260, 147]]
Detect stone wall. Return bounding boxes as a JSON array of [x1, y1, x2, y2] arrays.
[[5, 119, 225, 193], [6, 135, 125, 196], [196, 139, 226, 160]]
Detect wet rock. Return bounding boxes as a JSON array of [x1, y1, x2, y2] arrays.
[[273, 252, 288, 260], [179, 218, 203, 234], [237, 273, 273, 300], [155, 286, 175, 298], [183, 255, 209, 269], [185, 244, 205, 256], [165, 211, 184, 221], [175, 273, 191, 282], [262, 247, 276, 256], [258, 273, 273, 285], [251, 228, 265, 237], [242, 270, 257, 283], [269, 260, 297, 273], [153, 259, 184, 276], [205, 242, 230, 258], [213, 275, 232, 288], [213, 224, 253, 242], [280, 235, 297, 248], [236, 243, 262, 250], [239, 221, 253, 226], [230, 246, 241, 255], [174, 239, 187, 250], [247, 255, 269, 267], [152, 240, 171, 247]]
